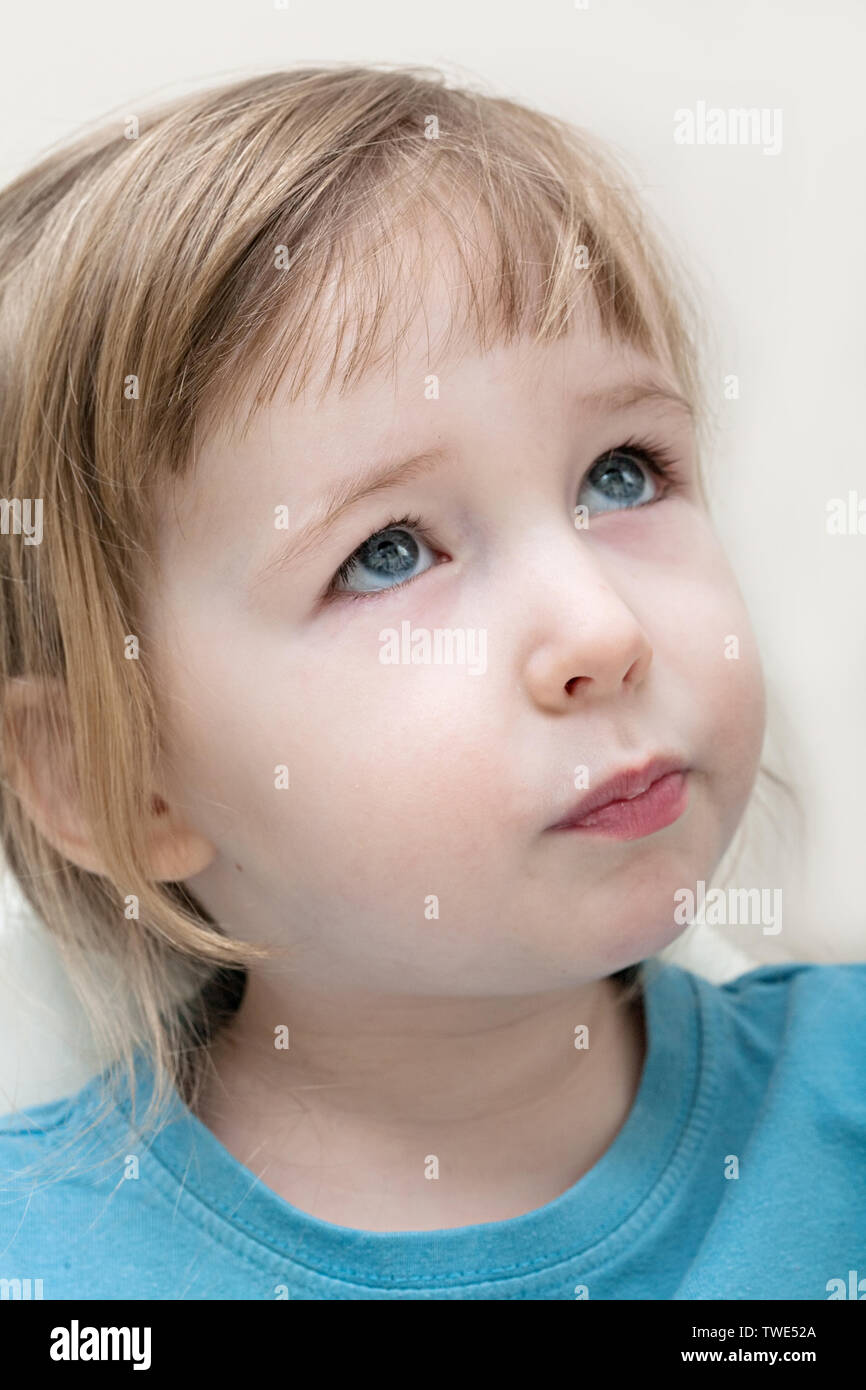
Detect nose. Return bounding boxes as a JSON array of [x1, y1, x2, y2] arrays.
[[521, 537, 653, 714]]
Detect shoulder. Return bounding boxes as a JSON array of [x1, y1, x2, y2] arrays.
[[715, 957, 866, 1023], [0, 1065, 179, 1299], [684, 958, 866, 1104], [660, 955, 866, 1027], [0, 1071, 104, 1146], [0, 1071, 127, 1213]]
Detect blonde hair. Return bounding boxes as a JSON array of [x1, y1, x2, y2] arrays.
[[0, 63, 765, 1151]]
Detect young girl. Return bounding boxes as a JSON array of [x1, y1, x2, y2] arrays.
[[0, 64, 862, 1302]]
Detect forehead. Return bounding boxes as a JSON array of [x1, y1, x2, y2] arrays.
[[147, 247, 687, 605], [180, 315, 671, 550], [159, 205, 686, 567], [199, 277, 655, 475], [195, 192, 666, 452]]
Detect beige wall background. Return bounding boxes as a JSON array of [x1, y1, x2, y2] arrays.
[[1, 0, 863, 1106]]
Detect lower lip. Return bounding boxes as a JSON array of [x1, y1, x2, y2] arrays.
[[554, 770, 689, 840]]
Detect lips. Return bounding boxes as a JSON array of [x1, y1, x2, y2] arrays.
[[549, 755, 689, 830]]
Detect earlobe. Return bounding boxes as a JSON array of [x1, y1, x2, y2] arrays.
[[138, 798, 217, 882], [1, 674, 217, 883]]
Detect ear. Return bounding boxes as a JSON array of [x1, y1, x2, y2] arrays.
[[2, 675, 217, 882]]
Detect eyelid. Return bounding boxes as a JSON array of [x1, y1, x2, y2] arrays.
[[322, 513, 440, 604], [602, 436, 682, 484], [322, 437, 685, 604]]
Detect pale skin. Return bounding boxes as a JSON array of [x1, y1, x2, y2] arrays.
[[21, 241, 767, 1231]]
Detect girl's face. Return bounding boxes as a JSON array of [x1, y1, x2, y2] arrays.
[[141, 259, 766, 997]]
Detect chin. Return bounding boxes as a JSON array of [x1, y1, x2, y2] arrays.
[[587, 880, 702, 975]]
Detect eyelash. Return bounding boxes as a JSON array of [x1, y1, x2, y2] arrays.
[[324, 438, 682, 604], [328, 511, 434, 604]]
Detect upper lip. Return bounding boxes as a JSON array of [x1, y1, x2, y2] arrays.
[[548, 754, 688, 829]]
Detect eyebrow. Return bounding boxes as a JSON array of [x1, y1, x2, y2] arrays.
[[251, 378, 693, 588], [252, 447, 449, 590]]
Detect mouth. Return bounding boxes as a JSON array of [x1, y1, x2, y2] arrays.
[[548, 755, 690, 841]]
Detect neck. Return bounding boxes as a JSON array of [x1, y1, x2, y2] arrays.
[[193, 970, 646, 1232]]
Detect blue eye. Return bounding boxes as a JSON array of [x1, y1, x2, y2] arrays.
[[331, 514, 436, 595], [578, 444, 675, 514], [327, 441, 679, 602]]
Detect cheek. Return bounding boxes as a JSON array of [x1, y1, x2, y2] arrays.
[[156, 615, 501, 897], [658, 525, 767, 836], [282, 661, 504, 878], [603, 501, 765, 744], [707, 634, 767, 851]]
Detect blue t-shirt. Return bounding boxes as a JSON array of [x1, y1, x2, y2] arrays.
[[1, 959, 864, 1300]]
